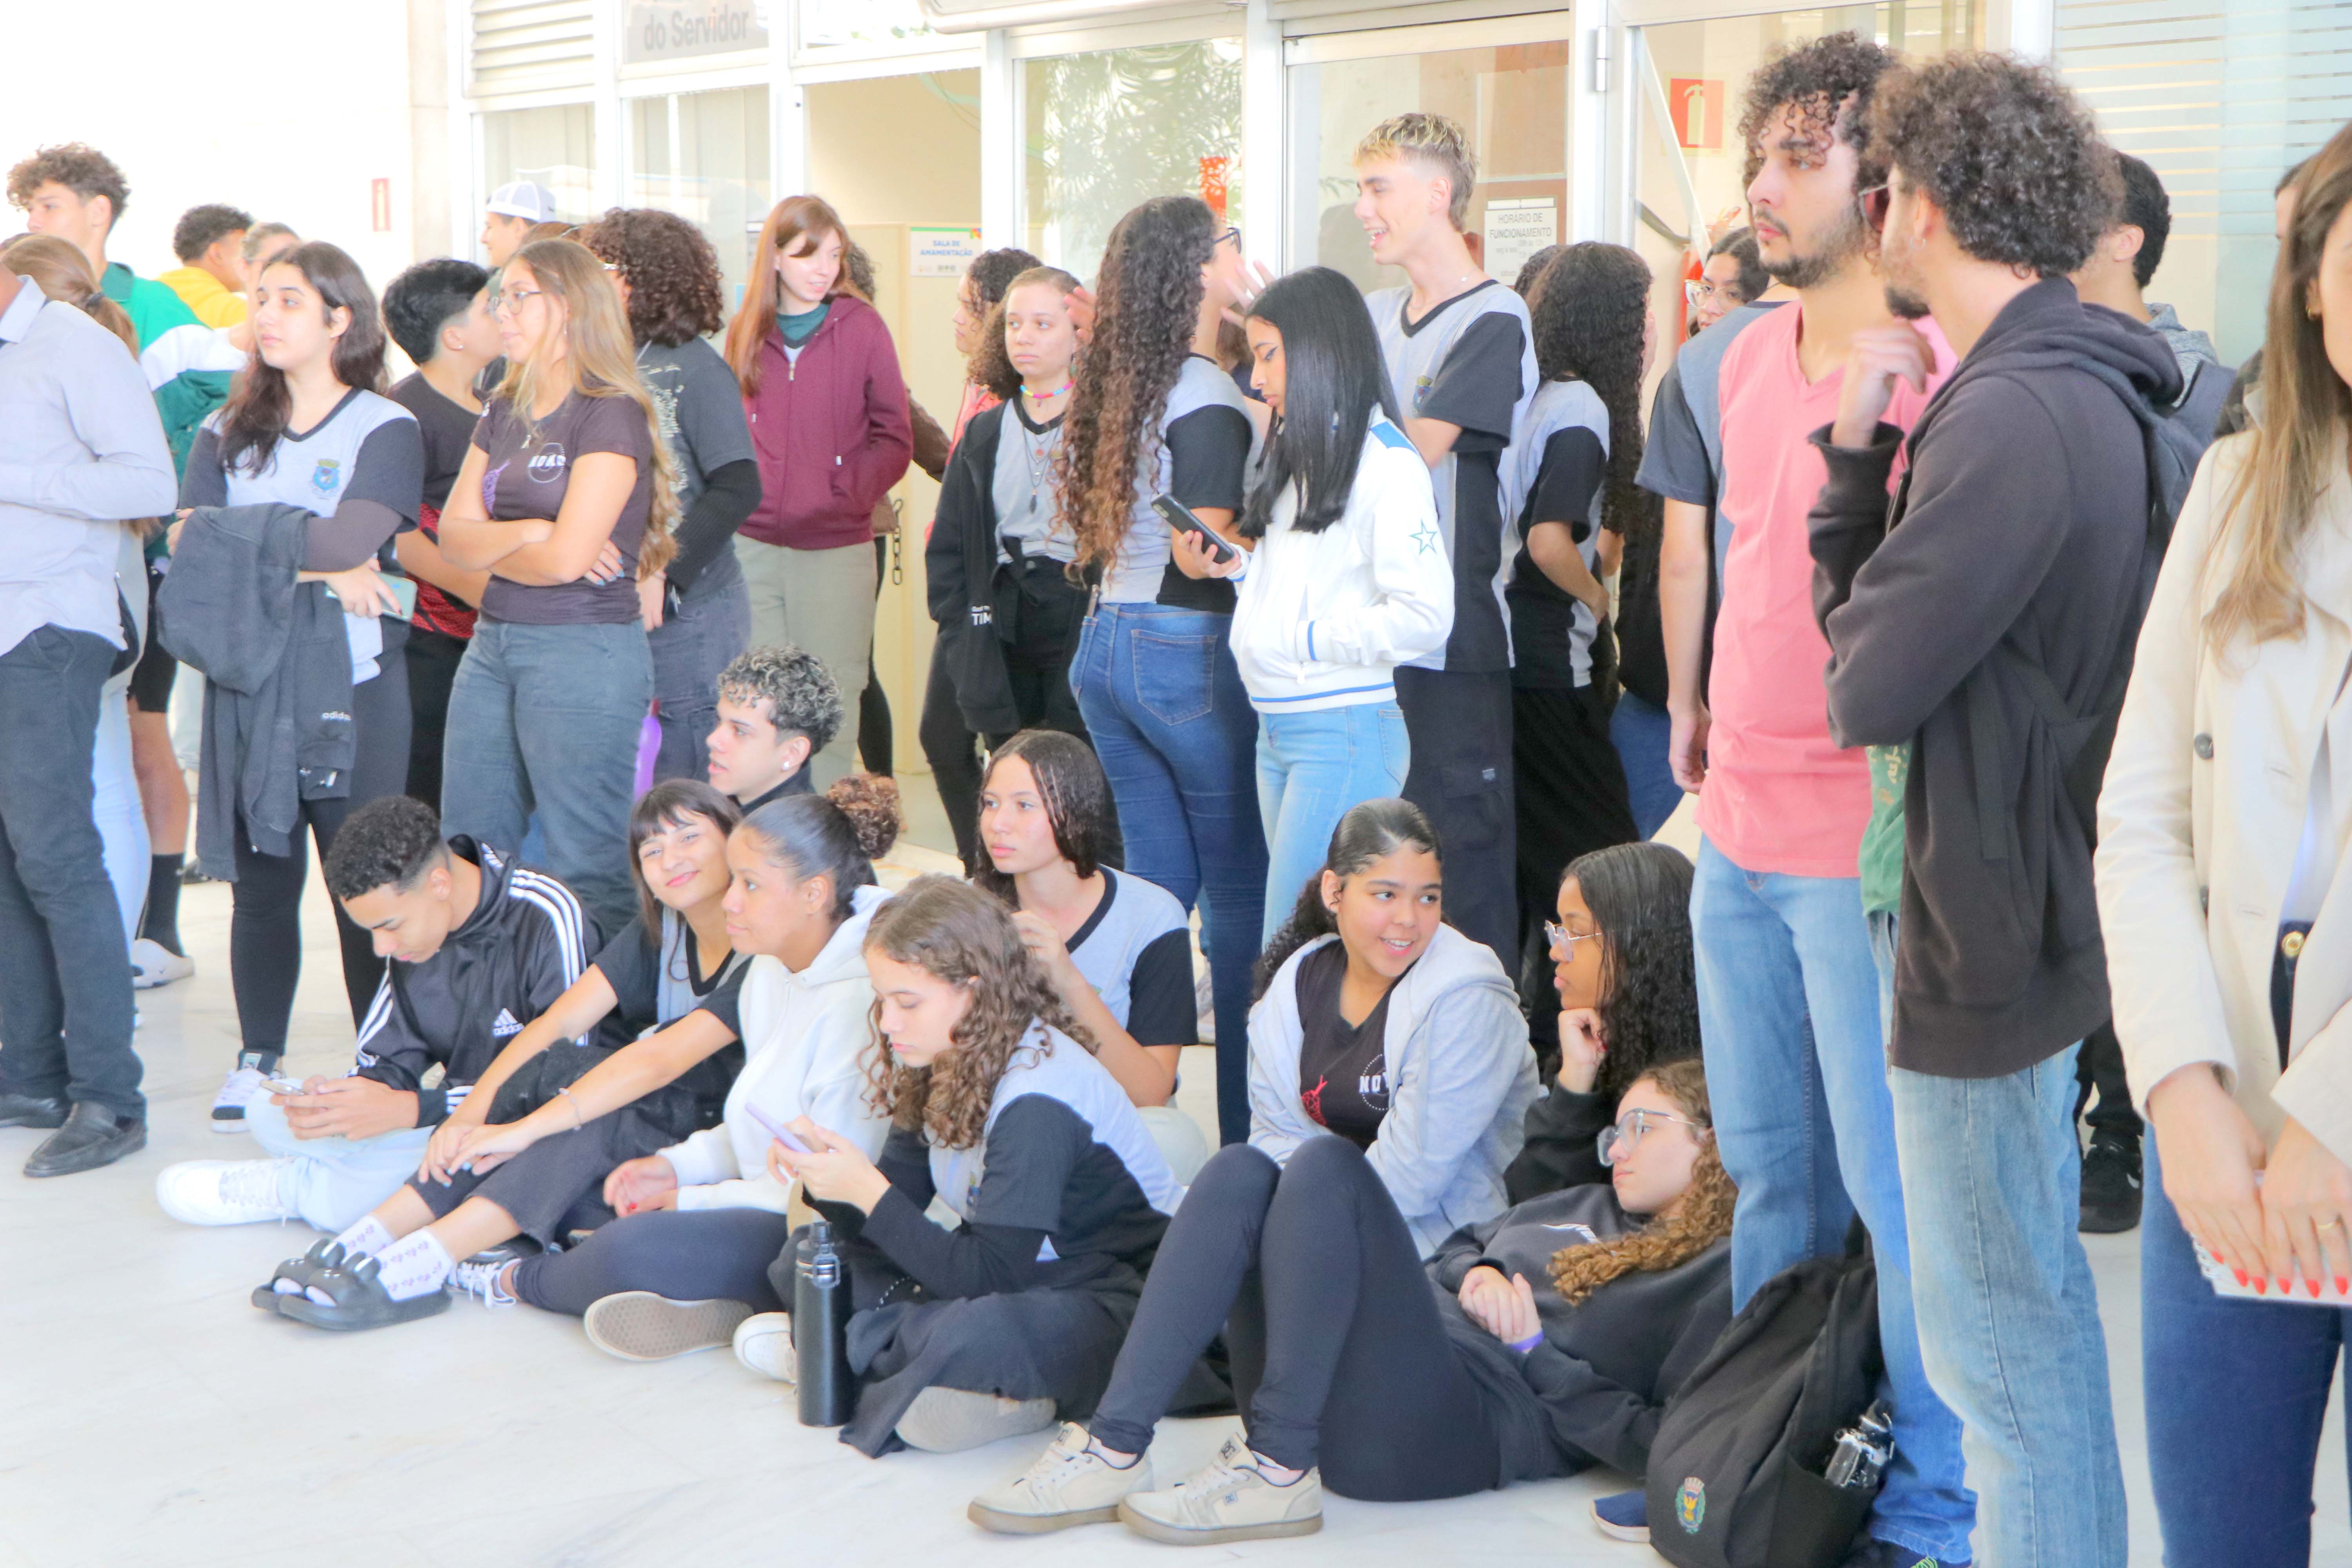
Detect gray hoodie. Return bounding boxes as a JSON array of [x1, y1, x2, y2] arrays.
[[1249, 923, 1539, 1256]]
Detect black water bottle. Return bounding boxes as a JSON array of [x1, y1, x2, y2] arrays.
[[794, 1222, 855, 1426]]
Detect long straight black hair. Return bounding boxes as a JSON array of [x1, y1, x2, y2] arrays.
[[1239, 266, 1403, 540], [1253, 797, 1440, 999], [218, 241, 387, 475]]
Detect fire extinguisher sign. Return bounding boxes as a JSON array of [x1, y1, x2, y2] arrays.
[[1670, 79, 1724, 151]]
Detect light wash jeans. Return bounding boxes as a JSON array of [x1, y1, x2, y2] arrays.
[[1690, 838, 1974, 1562], [245, 1093, 433, 1233], [93, 685, 150, 945], [1892, 1047, 2126, 1568], [1254, 701, 1408, 944], [1608, 689, 1681, 840]]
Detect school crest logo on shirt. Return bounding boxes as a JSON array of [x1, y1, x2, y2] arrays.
[[310, 457, 341, 497], [526, 442, 568, 482], [1675, 1477, 1707, 1534]]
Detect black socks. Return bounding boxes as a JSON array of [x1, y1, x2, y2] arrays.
[[142, 855, 184, 955]]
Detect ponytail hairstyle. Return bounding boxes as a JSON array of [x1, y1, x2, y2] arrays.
[[1254, 797, 1441, 999], [860, 875, 1096, 1151], [1239, 266, 1401, 540], [1528, 242, 1651, 545], [724, 194, 847, 399], [738, 773, 902, 921], [625, 779, 742, 936], [219, 241, 387, 476], [1548, 1058, 1736, 1305], [0, 234, 136, 355], [1058, 196, 1218, 573], [969, 265, 1082, 403], [493, 238, 680, 577], [971, 729, 1115, 906], [1565, 842, 1701, 1103]]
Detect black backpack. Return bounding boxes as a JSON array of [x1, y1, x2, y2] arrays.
[[1643, 1229, 1884, 1568]]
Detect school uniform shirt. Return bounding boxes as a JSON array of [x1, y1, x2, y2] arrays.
[[350, 838, 596, 1126], [470, 390, 654, 625], [1367, 279, 1537, 674], [1097, 354, 1253, 611], [181, 387, 424, 682], [1505, 379, 1612, 691], [994, 396, 1073, 564], [591, 906, 752, 1119], [388, 372, 483, 639], [849, 1023, 1182, 1300], [1225, 415, 1452, 713], [1292, 940, 1396, 1149], [1062, 867, 1198, 1048]]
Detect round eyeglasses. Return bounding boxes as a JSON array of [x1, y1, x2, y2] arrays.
[[1596, 1107, 1707, 1167]]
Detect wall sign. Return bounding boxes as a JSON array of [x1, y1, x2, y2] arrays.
[[1671, 78, 1725, 151], [623, 0, 769, 65], [911, 226, 982, 278], [1483, 197, 1556, 284]]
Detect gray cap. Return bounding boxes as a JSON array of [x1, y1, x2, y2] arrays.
[[486, 181, 557, 223]]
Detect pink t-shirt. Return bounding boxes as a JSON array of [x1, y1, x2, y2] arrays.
[[1698, 305, 1953, 878]]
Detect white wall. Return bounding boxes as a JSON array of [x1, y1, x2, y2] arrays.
[[0, 0, 444, 296]]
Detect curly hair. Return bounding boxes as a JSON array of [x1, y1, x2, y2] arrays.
[[1565, 842, 1700, 1103], [1511, 243, 1566, 301], [1867, 53, 2118, 278], [970, 266, 1082, 403], [741, 776, 900, 922], [860, 876, 1098, 1151], [717, 643, 844, 752], [1736, 32, 1896, 190], [972, 730, 1115, 902], [1530, 244, 1651, 546], [172, 203, 251, 264], [1549, 1059, 1735, 1306], [322, 797, 446, 902], [1058, 196, 1217, 573], [578, 207, 726, 347], [6, 143, 129, 224]]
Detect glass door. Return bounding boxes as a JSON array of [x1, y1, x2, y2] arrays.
[[625, 85, 773, 312]]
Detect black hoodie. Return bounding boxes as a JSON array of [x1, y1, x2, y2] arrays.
[[1806, 278, 2182, 1078]]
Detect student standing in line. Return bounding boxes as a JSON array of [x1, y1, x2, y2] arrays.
[[482, 182, 557, 270], [159, 204, 254, 328], [0, 248, 176, 1179], [949, 248, 1043, 446], [2098, 120, 2352, 1568], [1351, 113, 1537, 967], [434, 238, 679, 945], [706, 643, 842, 812], [724, 195, 912, 788], [174, 241, 424, 1134], [582, 209, 762, 785], [1062, 195, 1264, 1146], [1177, 266, 1449, 942], [383, 258, 500, 809]]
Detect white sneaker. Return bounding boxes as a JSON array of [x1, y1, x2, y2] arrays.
[[130, 937, 193, 990], [732, 1311, 796, 1382], [211, 1056, 275, 1132], [894, 1387, 1058, 1453], [156, 1158, 299, 1226], [1118, 1435, 1323, 1545], [970, 1423, 1154, 1534], [449, 1258, 518, 1310]]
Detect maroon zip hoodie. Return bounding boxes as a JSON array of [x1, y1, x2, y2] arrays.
[[739, 292, 913, 552]]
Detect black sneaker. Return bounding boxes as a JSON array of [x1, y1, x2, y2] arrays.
[[1840, 1543, 1966, 1568], [2079, 1132, 2143, 1234]]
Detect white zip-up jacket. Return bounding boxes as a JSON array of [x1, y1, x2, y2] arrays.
[[659, 884, 895, 1212], [1226, 416, 1452, 713]]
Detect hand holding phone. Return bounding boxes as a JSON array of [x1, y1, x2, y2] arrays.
[[1151, 494, 1240, 565], [747, 1103, 813, 1154]]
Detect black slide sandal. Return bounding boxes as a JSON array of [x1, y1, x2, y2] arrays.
[[251, 1239, 348, 1313], [276, 1255, 452, 1332]]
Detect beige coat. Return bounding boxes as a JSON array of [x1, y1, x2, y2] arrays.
[[2097, 432, 2352, 1163]]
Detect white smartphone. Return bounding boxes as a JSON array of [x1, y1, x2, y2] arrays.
[[747, 1104, 813, 1155]]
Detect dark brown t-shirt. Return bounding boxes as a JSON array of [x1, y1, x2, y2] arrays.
[[470, 389, 653, 625]]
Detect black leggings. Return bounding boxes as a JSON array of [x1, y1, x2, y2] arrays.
[[919, 642, 984, 871], [860, 534, 894, 776], [1088, 1139, 1504, 1501], [510, 1206, 796, 1317], [230, 656, 409, 1057]]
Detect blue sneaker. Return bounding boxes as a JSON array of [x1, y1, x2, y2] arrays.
[[1591, 1488, 1648, 1543]]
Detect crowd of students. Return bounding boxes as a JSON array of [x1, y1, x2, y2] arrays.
[[2, 31, 2350, 1567]]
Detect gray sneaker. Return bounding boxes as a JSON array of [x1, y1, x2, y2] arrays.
[[583, 1292, 753, 1361], [970, 1423, 1153, 1534], [893, 1387, 1057, 1453], [1118, 1434, 1323, 1545]]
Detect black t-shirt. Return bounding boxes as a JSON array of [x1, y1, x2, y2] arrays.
[[1507, 425, 1609, 693], [1153, 397, 1252, 613], [1293, 942, 1396, 1150], [469, 390, 655, 625], [388, 373, 481, 513], [591, 912, 748, 1116]]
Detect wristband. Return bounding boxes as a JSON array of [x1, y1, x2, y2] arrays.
[[1508, 1331, 1544, 1354], [557, 1086, 585, 1129]]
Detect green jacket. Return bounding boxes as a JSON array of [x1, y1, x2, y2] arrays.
[[104, 261, 232, 480]]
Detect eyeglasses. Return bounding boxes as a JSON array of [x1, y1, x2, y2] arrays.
[[1858, 183, 1891, 229], [1216, 225, 1241, 250], [1545, 920, 1603, 953], [491, 287, 544, 317], [1596, 1107, 1707, 1167], [1685, 278, 1724, 307]]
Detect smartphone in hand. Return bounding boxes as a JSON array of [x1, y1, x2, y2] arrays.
[[747, 1104, 813, 1155], [1151, 494, 1240, 564]]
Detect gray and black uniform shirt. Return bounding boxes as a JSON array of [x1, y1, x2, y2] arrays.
[[1097, 354, 1253, 610]]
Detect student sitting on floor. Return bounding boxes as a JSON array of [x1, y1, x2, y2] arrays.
[[152, 797, 592, 1236], [765, 876, 1181, 1458], [975, 730, 1207, 1177], [1506, 840, 1701, 1202], [430, 780, 902, 1347], [706, 642, 842, 813], [970, 1056, 1733, 1544]]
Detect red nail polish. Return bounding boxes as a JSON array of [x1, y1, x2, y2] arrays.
[[2254, 1278, 2269, 1294], [2337, 1277, 2348, 1295], [2310, 1278, 2324, 1298], [2234, 1268, 2249, 1286], [2281, 1279, 2296, 1294]]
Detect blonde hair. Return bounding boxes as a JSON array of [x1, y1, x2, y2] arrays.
[[1548, 1058, 1736, 1307], [1354, 112, 1478, 231], [0, 233, 137, 355], [494, 238, 678, 577], [2201, 125, 2352, 653]]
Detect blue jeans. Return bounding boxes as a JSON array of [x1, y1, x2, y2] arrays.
[[1254, 701, 1408, 944], [2142, 1138, 2347, 1566], [1609, 689, 1681, 840], [1690, 838, 1973, 1561], [442, 618, 652, 944], [1072, 603, 1268, 1145], [1892, 1047, 2125, 1568], [649, 559, 750, 786]]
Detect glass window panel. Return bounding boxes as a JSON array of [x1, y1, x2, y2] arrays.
[[627, 86, 773, 313], [481, 103, 597, 236], [799, 0, 931, 50]]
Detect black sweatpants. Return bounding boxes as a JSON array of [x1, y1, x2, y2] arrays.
[[1512, 679, 1637, 1076], [230, 654, 409, 1057], [860, 535, 894, 776], [1087, 1139, 1506, 1500], [511, 1205, 797, 1316], [1395, 666, 1517, 966], [2074, 1021, 2142, 1141], [404, 626, 467, 809], [920, 643, 984, 872]]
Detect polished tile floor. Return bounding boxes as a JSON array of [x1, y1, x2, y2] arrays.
[[2, 831, 2345, 1566]]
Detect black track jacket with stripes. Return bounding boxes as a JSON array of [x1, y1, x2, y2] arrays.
[[350, 838, 595, 1126]]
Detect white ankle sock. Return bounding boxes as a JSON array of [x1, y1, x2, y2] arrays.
[[333, 1215, 394, 1257], [370, 1230, 455, 1301]]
